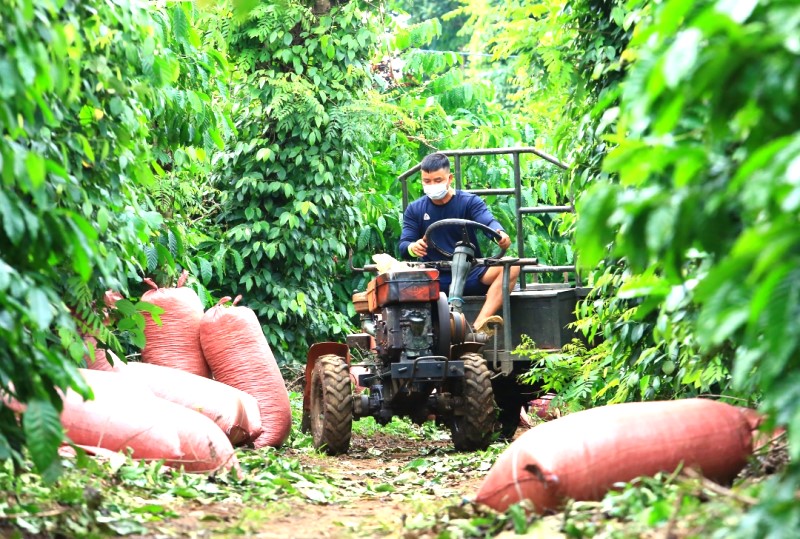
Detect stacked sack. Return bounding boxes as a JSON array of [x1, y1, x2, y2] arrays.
[[113, 362, 263, 446], [71, 273, 291, 472], [200, 296, 291, 449], [6, 369, 239, 473], [141, 272, 209, 378]]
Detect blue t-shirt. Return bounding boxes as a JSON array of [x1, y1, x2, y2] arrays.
[[399, 191, 503, 262]]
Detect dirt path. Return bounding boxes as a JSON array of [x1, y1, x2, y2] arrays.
[[245, 432, 488, 539], [142, 428, 508, 539]]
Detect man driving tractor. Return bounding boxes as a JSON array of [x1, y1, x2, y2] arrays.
[[399, 152, 520, 340]]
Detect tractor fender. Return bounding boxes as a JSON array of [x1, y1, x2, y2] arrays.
[[302, 342, 351, 429]]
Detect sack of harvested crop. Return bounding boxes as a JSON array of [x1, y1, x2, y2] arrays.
[[200, 296, 291, 448], [141, 271, 209, 378], [165, 398, 240, 473], [476, 399, 754, 514], [71, 370, 236, 472], [114, 362, 263, 446], [61, 370, 183, 462]]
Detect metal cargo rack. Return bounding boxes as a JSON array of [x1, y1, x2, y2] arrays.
[[398, 147, 589, 376]]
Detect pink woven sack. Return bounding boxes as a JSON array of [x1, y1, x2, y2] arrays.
[[200, 296, 291, 448], [114, 362, 263, 446], [141, 271, 209, 378], [475, 399, 754, 514], [63, 370, 183, 462], [73, 370, 237, 472]]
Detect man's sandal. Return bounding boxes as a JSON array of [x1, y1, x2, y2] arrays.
[[467, 315, 504, 342]]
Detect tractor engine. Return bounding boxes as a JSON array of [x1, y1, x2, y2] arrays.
[[374, 305, 434, 361], [364, 269, 442, 363]]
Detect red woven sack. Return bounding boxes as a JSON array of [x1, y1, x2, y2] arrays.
[[200, 296, 291, 448], [74, 370, 237, 472], [63, 370, 183, 461], [141, 271, 209, 378], [164, 398, 239, 473], [114, 362, 263, 446], [476, 399, 754, 514]]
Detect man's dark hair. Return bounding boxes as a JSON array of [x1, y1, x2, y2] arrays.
[[420, 153, 450, 173]]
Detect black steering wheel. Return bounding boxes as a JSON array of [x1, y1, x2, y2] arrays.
[[423, 218, 507, 259]]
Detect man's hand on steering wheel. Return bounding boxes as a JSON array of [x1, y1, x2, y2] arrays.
[[496, 230, 511, 251], [408, 237, 428, 258]]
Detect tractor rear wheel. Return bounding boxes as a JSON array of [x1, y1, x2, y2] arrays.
[[309, 354, 353, 455], [450, 353, 496, 451]]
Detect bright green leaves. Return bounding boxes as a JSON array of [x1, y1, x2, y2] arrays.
[[211, 1, 380, 363], [571, 0, 800, 522], [256, 148, 274, 162], [391, 18, 442, 50], [24, 152, 45, 189], [663, 29, 702, 89], [575, 183, 620, 271], [0, 0, 192, 479], [26, 288, 54, 330], [23, 400, 63, 483]]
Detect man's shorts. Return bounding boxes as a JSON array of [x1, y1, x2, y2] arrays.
[[438, 266, 490, 297]]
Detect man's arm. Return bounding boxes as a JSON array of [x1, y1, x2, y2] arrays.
[[467, 195, 503, 232], [399, 204, 423, 259], [467, 195, 511, 249]]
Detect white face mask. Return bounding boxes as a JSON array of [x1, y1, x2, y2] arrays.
[[423, 183, 449, 200]]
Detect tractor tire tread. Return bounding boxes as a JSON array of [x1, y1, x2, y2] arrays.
[[310, 354, 353, 455], [451, 353, 496, 451]]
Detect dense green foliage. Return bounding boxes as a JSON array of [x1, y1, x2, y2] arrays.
[[1, 0, 232, 478], [206, 1, 382, 362], [577, 0, 800, 532], [0, 0, 178, 478], [473, 0, 799, 533], [2, 0, 798, 534]]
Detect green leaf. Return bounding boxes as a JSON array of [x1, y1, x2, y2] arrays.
[[663, 29, 701, 89], [256, 148, 273, 161], [171, 4, 190, 45], [97, 207, 110, 234], [25, 153, 45, 190], [78, 105, 94, 126], [145, 245, 158, 272], [26, 288, 53, 329], [115, 299, 138, 316], [232, 250, 244, 273], [23, 399, 64, 480], [199, 257, 212, 284], [156, 243, 174, 267], [136, 301, 164, 325], [357, 226, 371, 250]]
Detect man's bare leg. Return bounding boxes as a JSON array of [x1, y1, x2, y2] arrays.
[[473, 265, 520, 331]]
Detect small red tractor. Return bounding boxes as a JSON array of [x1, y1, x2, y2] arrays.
[[302, 148, 588, 454]]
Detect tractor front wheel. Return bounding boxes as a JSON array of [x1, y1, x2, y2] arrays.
[[450, 353, 496, 451], [309, 354, 353, 455]]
